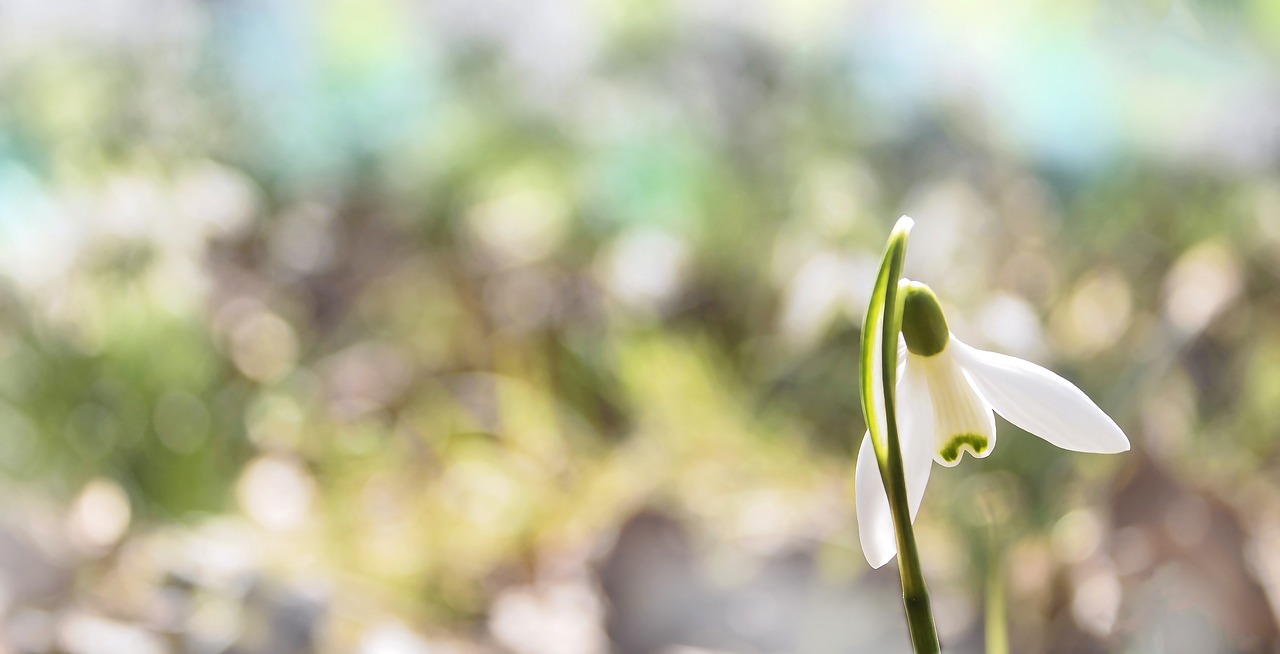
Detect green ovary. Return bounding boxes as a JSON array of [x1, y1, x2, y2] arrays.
[[901, 281, 950, 357], [939, 433, 989, 463]]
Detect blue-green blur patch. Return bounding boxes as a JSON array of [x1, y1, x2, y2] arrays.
[[939, 433, 989, 463]]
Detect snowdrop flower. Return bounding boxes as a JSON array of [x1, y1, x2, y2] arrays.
[[856, 280, 1129, 568]]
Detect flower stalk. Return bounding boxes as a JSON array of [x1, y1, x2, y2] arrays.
[[859, 217, 940, 653]]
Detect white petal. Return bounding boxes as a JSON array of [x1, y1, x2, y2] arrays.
[[899, 356, 936, 517], [914, 348, 996, 466], [855, 359, 935, 568], [855, 432, 896, 568], [952, 339, 1130, 454]]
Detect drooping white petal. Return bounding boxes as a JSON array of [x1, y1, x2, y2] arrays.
[[952, 338, 1129, 454], [855, 432, 895, 568], [855, 358, 935, 568], [914, 348, 997, 467], [899, 357, 936, 518]]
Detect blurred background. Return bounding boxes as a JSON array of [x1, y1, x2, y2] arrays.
[[0, 0, 1278, 652]]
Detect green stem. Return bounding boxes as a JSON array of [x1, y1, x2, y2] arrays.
[[859, 218, 939, 654], [892, 511, 939, 651], [880, 280, 940, 654]]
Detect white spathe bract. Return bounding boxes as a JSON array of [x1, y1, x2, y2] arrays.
[[856, 332, 1128, 569]]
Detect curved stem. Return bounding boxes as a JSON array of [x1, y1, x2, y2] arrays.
[[860, 217, 940, 653], [881, 280, 939, 654]]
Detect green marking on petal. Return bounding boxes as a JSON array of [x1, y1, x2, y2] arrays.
[[939, 433, 989, 463]]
